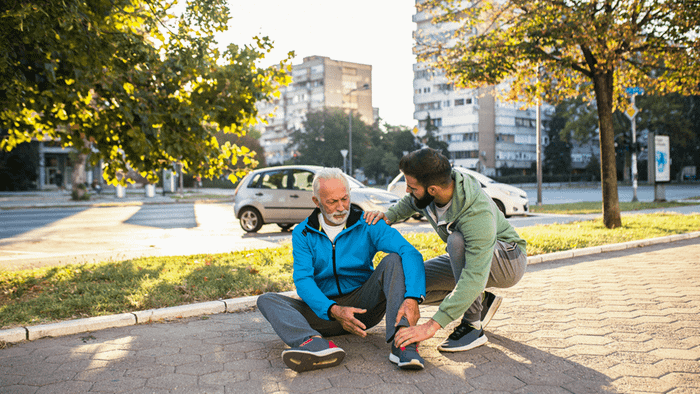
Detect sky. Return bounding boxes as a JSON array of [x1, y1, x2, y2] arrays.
[[220, 0, 418, 128]]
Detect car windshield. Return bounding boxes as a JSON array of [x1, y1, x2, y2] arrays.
[[457, 168, 496, 185], [344, 175, 365, 189]]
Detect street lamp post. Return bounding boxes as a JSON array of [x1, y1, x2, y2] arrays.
[[625, 87, 644, 202], [340, 149, 348, 174], [535, 65, 543, 206], [346, 83, 370, 175]]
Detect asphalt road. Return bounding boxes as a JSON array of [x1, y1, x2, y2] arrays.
[[522, 183, 700, 205], [1, 188, 699, 271]]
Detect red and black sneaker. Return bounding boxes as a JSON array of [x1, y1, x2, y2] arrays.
[[281, 337, 346, 372]]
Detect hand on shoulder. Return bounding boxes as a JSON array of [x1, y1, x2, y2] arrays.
[[363, 210, 391, 226]]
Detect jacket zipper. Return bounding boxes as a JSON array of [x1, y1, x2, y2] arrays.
[[332, 243, 343, 295]]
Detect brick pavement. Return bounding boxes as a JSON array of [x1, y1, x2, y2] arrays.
[[1, 238, 699, 393]]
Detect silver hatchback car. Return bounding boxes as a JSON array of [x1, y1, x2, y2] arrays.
[[233, 165, 400, 233]]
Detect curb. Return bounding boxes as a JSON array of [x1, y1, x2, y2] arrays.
[[526, 231, 700, 264], [2, 232, 700, 344], [0, 292, 293, 345]]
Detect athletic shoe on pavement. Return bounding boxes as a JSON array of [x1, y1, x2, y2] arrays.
[[282, 337, 345, 372], [389, 343, 425, 370], [438, 322, 488, 352], [481, 291, 503, 329]]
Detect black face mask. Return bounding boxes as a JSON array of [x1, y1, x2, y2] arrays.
[[412, 192, 435, 209]]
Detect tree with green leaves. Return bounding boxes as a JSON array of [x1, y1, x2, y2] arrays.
[[382, 124, 422, 160], [417, 0, 700, 228], [552, 94, 698, 182], [1, 0, 291, 199], [544, 102, 573, 177], [637, 94, 698, 180], [290, 108, 375, 171]]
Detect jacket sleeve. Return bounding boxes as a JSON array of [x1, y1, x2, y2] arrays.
[[292, 228, 336, 320], [431, 212, 496, 328], [367, 221, 426, 300], [385, 194, 418, 223]]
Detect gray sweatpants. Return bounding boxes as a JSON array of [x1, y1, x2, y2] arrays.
[[423, 231, 527, 324], [257, 253, 410, 347]]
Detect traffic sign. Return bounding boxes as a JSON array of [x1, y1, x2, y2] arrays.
[[625, 87, 644, 96], [624, 105, 638, 120]]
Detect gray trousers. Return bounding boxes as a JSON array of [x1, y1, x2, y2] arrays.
[[257, 253, 410, 347], [423, 232, 527, 324]]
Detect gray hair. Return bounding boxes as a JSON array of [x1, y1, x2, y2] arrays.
[[312, 168, 350, 199]]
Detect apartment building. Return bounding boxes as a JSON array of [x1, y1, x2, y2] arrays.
[[413, 4, 549, 177], [257, 56, 373, 165]]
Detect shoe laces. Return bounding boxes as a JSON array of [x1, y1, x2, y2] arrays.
[[449, 323, 475, 339]]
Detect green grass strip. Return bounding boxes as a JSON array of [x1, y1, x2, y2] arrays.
[[529, 200, 698, 214]]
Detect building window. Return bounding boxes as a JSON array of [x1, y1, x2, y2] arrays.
[[454, 98, 465, 106], [451, 150, 479, 159], [416, 101, 441, 111], [496, 134, 515, 143], [443, 100, 451, 108], [515, 117, 535, 128], [423, 87, 431, 93], [418, 117, 442, 128]]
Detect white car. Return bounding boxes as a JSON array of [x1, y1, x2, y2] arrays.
[[233, 165, 400, 233], [387, 168, 529, 218]]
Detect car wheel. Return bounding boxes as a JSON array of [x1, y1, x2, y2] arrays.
[[239, 207, 263, 233], [493, 200, 510, 218], [278, 223, 294, 231]]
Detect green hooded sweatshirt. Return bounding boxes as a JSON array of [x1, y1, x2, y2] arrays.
[[385, 169, 526, 328]]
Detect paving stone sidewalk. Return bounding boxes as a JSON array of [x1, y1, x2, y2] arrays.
[[1, 238, 699, 394]]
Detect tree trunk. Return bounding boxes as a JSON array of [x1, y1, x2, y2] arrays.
[[71, 152, 88, 200], [592, 71, 622, 228]]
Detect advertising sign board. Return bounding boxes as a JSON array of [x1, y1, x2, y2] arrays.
[[654, 135, 670, 182]]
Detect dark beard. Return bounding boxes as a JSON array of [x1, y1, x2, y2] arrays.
[[412, 193, 435, 209]]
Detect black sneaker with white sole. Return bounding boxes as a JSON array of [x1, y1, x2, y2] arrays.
[[437, 322, 488, 352], [481, 291, 503, 329], [281, 337, 345, 372]]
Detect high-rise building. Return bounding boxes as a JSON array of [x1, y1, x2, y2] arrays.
[[257, 56, 373, 165], [412, 3, 549, 176]]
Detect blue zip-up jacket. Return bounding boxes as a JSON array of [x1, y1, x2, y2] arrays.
[[292, 204, 426, 321]]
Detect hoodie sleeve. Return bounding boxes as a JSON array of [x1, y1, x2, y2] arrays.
[[367, 221, 426, 300], [291, 226, 336, 320], [385, 194, 418, 223]]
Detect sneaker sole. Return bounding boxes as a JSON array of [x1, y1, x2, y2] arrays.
[[437, 334, 488, 352], [282, 348, 345, 372], [482, 294, 503, 329], [389, 353, 425, 370]]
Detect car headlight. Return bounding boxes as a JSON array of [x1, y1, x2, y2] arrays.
[[504, 189, 523, 198]]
